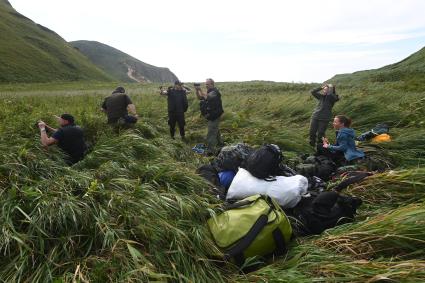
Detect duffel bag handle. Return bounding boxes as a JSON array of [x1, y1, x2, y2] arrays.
[[224, 195, 265, 210]]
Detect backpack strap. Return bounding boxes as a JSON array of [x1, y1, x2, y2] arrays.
[[224, 213, 269, 263], [272, 228, 287, 255]]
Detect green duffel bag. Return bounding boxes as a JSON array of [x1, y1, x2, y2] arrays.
[[207, 194, 292, 264]]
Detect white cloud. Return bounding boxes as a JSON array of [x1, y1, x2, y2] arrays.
[[7, 0, 425, 82]]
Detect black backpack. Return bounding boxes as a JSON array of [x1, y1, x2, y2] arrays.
[[315, 155, 337, 180], [214, 143, 253, 172], [196, 164, 226, 200], [296, 155, 336, 181], [199, 100, 208, 117], [287, 191, 362, 236], [245, 144, 283, 180]]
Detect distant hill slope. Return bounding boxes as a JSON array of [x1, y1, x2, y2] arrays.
[[0, 0, 112, 83], [329, 46, 425, 86], [70, 40, 179, 83]]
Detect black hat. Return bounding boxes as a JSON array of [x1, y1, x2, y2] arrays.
[[174, 80, 183, 86], [60, 113, 75, 124], [112, 86, 126, 94]]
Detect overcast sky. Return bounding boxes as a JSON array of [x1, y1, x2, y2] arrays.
[[8, 0, 425, 83]]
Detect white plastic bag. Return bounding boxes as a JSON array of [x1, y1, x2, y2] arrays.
[[226, 168, 308, 208]]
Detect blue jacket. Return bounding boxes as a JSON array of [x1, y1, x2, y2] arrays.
[[328, 128, 365, 161]]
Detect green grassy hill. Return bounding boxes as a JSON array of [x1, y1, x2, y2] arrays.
[[330, 46, 425, 89], [0, 0, 112, 83], [71, 40, 179, 83]]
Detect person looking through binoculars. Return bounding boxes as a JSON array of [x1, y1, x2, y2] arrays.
[[195, 78, 224, 155], [159, 80, 190, 140]]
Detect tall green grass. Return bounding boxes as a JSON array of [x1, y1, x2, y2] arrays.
[[0, 80, 424, 281]]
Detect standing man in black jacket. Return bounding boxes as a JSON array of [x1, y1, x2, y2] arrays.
[[195, 78, 224, 154], [160, 80, 189, 140], [309, 84, 339, 148]]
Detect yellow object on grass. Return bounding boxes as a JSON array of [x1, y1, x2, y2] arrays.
[[371, 133, 391, 143]]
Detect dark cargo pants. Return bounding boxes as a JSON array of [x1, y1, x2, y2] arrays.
[[309, 118, 329, 147], [207, 117, 222, 153], [168, 112, 185, 138]]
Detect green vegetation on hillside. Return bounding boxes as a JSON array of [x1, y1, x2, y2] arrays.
[[70, 40, 178, 83], [0, 1, 112, 83], [0, 76, 424, 282], [330, 47, 425, 89]]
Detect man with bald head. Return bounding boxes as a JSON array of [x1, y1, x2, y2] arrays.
[[195, 78, 224, 154]]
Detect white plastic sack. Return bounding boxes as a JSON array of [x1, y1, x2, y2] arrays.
[[226, 168, 308, 208]]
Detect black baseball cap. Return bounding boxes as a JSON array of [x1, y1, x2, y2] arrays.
[[60, 113, 75, 124], [174, 80, 183, 86], [112, 86, 126, 94]]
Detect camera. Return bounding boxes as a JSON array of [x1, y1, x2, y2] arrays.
[[34, 121, 50, 132], [194, 83, 201, 87]]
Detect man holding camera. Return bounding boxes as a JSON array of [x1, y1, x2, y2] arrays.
[[309, 84, 339, 148], [38, 114, 87, 165], [195, 78, 224, 154], [159, 80, 190, 140], [101, 86, 138, 125]]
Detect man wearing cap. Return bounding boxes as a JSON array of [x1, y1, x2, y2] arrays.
[[38, 114, 87, 165], [195, 78, 224, 154], [101, 86, 138, 124], [159, 80, 190, 140]]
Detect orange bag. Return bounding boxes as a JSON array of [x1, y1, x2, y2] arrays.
[[371, 133, 391, 143]]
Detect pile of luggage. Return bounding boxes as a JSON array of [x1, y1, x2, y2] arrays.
[[198, 143, 366, 266]]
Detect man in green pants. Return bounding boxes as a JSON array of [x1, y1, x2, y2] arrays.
[[195, 78, 224, 155], [309, 84, 339, 148]]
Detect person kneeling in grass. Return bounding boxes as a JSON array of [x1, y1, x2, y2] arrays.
[[322, 115, 364, 165], [38, 114, 87, 165], [101, 86, 138, 125]]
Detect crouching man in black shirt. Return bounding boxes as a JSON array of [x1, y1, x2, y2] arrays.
[[38, 114, 87, 165], [101, 86, 138, 125]]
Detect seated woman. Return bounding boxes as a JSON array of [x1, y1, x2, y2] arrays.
[[322, 115, 365, 164]]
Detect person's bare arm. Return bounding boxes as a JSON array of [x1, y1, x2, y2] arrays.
[[183, 86, 192, 94], [127, 104, 138, 117], [38, 121, 57, 146], [159, 86, 168, 96], [195, 87, 207, 99], [45, 124, 57, 133], [101, 99, 107, 113]]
